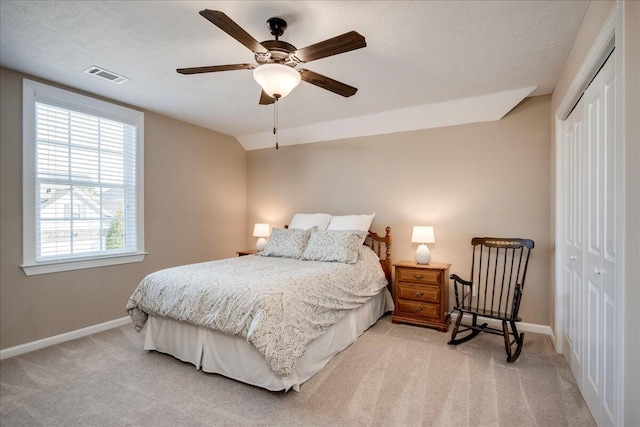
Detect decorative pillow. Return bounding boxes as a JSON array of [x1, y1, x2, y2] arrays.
[[302, 230, 367, 264], [289, 213, 332, 231], [327, 213, 375, 244], [259, 227, 315, 259]]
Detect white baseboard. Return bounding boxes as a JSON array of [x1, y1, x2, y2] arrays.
[[1, 313, 556, 361], [450, 312, 554, 338], [0, 316, 131, 360]]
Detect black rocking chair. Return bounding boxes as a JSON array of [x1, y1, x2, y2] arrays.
[[448, 237, 534, 362]]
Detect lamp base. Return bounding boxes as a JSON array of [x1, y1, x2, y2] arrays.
[[415, 244, 432, 264], [256, 237, 267, 251]]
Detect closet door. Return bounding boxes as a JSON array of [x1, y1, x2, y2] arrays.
[[582, 51, 617, 427], [562, 50, 617, 427], [562, 97, 584, 389]]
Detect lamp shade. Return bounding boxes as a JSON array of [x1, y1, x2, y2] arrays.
[[411, 226, 435, 244], [253, 64, 301, 99], [253, 223, 271, 238]]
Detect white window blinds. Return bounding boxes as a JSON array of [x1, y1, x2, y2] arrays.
[[22, 79, 145, 275], [35, 103, 137, 260]]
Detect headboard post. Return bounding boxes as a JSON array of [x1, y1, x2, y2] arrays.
[[385, 226, 391, 262], [383, 226, 392, 286], [365, 226, 392, 286]]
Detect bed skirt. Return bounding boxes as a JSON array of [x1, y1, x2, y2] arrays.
[[144, 288, 394, 391]]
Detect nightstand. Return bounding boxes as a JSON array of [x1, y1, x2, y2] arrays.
[[392, 261, 451, 332], [236, 249, 257, 256]]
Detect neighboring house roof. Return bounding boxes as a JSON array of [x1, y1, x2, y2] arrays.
[[41, 187, 116, 219]]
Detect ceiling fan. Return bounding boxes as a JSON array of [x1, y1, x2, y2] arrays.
[[177, 10, 366, 105]]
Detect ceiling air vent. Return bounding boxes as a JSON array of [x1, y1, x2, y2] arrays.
[[83, 66, 129, 84]]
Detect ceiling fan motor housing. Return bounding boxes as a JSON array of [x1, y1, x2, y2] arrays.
[[256, 40, 298, 67]]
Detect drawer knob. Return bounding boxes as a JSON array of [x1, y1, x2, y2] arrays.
[[413, 274, 424, 280], [414, 292, 424, 297], [413, 306, 423, 312]]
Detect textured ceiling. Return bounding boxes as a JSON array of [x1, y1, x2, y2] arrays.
[[0, 1, 589, 149]]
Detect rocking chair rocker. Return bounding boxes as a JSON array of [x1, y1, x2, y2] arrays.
[[448, 237, 534, 362]]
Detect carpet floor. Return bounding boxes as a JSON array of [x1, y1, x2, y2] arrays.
[[0, 315, 595, 426]]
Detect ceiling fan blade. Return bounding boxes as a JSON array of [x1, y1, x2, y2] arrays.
[[259, 90, 275, 105], [177, 64, 256, 75], [299, 69, 358, 97], [199, 10, 268, 54], [293, 31, 366, 63]]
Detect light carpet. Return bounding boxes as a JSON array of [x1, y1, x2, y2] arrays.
[[0, 315, 595, 426]]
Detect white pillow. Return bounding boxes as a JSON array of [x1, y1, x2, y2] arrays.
[[302, 230, 367, 264], [327, 213, 375, 232], [289, 213, 332, 231]]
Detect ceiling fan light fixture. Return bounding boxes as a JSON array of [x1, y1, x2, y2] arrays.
[[253, 63, 301, 99]]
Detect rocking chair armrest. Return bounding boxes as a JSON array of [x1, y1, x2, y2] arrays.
[[450, 274, 472, 287]]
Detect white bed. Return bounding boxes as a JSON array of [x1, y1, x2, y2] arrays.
[[127, 224, 393, 391]]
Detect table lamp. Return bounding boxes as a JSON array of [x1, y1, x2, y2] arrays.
[[411, 226, 435, 264], [253, 224, 270, 251]]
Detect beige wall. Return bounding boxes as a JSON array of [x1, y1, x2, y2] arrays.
[[247, 95, 551, 326], [0, 67, 247, 349], [550, 1, 640, 424]]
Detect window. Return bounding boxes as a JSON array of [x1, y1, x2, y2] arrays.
[[22, 79, 146, 275]]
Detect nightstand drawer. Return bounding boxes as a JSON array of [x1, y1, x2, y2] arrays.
[[397, 268, 441, 285], [397, 282, 440, 303], [396, 300, 439, 320]]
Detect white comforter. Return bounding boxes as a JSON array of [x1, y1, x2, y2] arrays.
[[125, 246, 388, 376]]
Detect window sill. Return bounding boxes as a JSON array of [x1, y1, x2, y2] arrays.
[[21, 252, 148, 276]]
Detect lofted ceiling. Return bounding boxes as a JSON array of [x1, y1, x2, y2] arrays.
[[0, 1, 589, 150]]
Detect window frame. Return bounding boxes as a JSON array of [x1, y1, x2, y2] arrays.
[[21, 79, 146, 276]]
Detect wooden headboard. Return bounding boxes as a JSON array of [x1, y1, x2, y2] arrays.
[[365, 227, 392, 286], [283, 225, 392, 285]]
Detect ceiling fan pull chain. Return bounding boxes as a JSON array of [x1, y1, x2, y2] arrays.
[[273, 97, 279, 150]]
